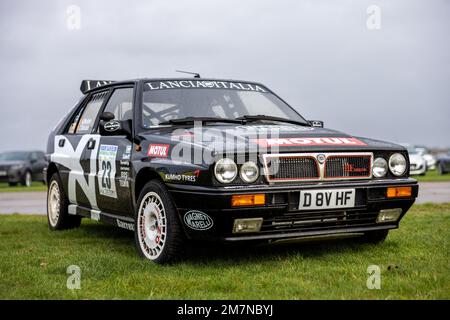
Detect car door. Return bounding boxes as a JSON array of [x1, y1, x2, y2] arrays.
[[52, 91, 108, 210], [93, 87, 134, 217]]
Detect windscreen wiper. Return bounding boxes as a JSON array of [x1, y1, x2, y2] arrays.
[[159, 117, 245, 126], [235, 115, 311, 127]]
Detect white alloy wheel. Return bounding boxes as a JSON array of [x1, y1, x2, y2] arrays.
[[47, 180, 61, 227], [137, 191, 167, 260]]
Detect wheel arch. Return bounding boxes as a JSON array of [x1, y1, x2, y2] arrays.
[[46, 162, 59, 184], [134, 167, 164, 203]]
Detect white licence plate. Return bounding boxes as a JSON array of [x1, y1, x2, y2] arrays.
[[0, 171, 7, 176], [299, 189, 355, 210]]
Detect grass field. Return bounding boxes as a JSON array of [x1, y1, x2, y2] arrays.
[[0, 203, 449, 300], [414, 169, 450, 182], [0, 182, 46, 192]]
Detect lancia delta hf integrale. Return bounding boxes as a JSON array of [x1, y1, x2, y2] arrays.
[[45, 78, 418, 264]]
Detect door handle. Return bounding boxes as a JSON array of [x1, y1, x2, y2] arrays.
[[58, 139, 65, 147], [87, 140, 96, 150]]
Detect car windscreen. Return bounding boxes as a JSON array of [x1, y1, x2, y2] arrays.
[[0, 152, 29, 161], [141, 80, 307, 127]]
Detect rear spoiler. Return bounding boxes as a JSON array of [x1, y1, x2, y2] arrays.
[[80, 80, 115, 94]]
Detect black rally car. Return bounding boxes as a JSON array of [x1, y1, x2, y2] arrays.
[[46, 78, 418, 264]]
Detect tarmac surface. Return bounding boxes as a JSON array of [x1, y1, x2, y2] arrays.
[[0, 182, 449, 215]]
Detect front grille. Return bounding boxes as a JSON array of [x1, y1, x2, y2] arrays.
[[263, 152, 373, 183], [325, 155, 371, 178], [264, 156, 319, 182], [261, 210, 379, 233]]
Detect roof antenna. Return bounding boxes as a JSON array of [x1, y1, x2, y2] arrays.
[[176, 70, 201, 78]]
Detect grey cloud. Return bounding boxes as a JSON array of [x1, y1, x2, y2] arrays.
[[0, 0, 449, 152]]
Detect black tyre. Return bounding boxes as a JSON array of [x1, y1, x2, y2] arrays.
[[8, 182, 17, 187], [47, 173, 81, 230], [134, 180, 185, 264], [359, 229, 389, 244], [21, 171, 32, 187]]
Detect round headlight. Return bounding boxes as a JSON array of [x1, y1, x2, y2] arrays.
[[372, 157, 388, 178], [214, 158, 237, 183], [240, 161, 259, 183], [389, 153, 407, 176]]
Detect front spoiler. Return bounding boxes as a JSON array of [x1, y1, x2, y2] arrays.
[[222, 224, 397, 242]]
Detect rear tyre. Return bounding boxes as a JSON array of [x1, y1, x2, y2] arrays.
[[47, 173, 81, 230], [21, 171, 32, 187], [359, 230, 389, 244], [134, 180, 185, 264]]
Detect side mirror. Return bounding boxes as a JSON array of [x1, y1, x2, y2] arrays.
[[308, 120, 324, 128], [99, 111, 115, 122], [99, 116, 132, 140]]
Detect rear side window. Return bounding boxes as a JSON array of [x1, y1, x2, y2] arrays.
[[74, 91, 108, 134]]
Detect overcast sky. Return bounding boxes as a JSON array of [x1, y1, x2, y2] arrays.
[[0, 0, 449, 152]]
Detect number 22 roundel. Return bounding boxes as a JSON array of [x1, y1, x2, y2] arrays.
[[97, 144, 118, 198]]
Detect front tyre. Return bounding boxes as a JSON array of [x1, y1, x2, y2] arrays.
[[47, 173, 81, 230], [134, 180, 184, 264]]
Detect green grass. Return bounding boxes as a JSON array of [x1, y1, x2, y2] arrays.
[[0, 203, 449, 300], [0, 182, 46, 192], [414, 169, 450, 182]]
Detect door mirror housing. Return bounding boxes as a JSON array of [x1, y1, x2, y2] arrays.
[[308, 120, 324, 128], [99, 111, 115, 122], [99, 118, 132, 140]]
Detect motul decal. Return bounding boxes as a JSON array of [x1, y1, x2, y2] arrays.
[[147, 144, 170, 158], [254, 137, 367, 147]]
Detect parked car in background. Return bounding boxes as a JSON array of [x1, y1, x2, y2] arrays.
[[402, 144, 427, 176], [0, 151, 48, 186], [414, 145, 437, 170], [436, 152, 450, 175]]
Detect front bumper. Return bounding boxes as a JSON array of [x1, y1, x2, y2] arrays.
[[168, 178, 418, 242]]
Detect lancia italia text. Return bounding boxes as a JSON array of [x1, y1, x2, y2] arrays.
[[45, 78, 418, 264]]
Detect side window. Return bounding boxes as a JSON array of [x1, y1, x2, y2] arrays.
[[102, 88, 134, 121], [67, 106, 84, 134], [75, 91, 108, 134], [30, 152, 38, 161]]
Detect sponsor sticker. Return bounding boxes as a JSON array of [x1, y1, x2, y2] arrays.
[[164, 170, 200, 183], [98, 145, 118, 198], [184, 210, 213, 231], [145, 80, 267, 92], [116, 219, 134, 231], [147, 144, 170, 158], [104, 120, 120, 132], [254, 137, 367, 147]]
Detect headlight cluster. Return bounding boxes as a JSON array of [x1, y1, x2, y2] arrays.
[[214, 158, 259, 184], [372, 153, 407, 178]]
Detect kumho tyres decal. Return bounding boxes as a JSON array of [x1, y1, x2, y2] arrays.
[[98, 144, 118, 198]]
